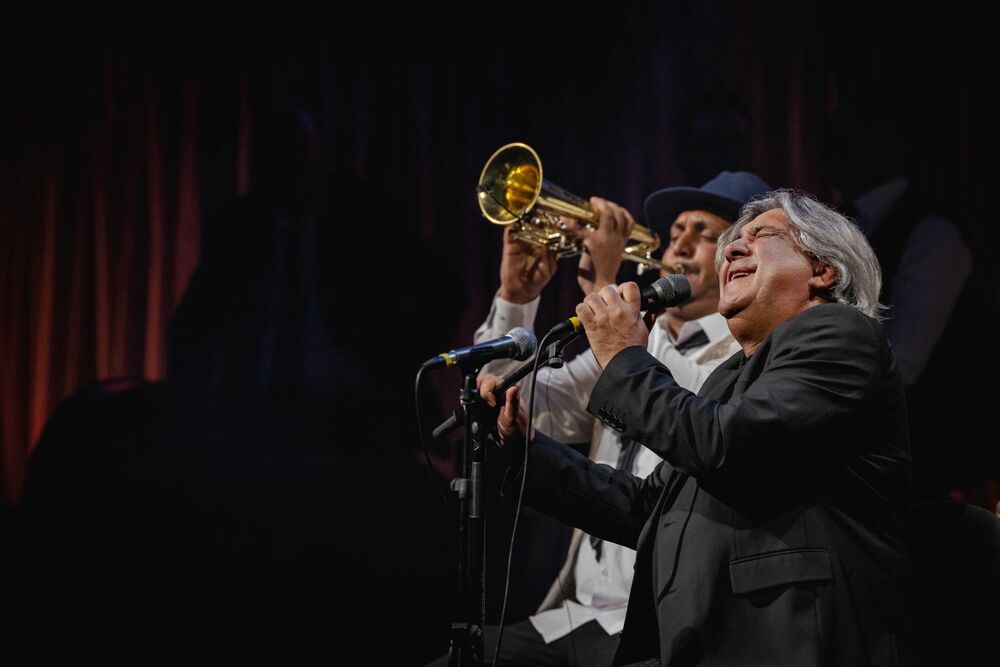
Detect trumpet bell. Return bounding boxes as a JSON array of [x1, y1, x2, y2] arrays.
[[478, 143, 543, 224], [476, 142, 663, 271]]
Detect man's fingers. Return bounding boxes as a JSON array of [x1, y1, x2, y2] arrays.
[[598, 283, 624, 306], [623, 209, 636, 236], [503, 226, 535, 254], [564, 216, 589, 237], [544, 249, 557, 274], [578, 285, 618, 328], [505, 385, 518, 406], [619, 281, 642, 306], [643, 309, 658, 331], [578, 293, 603, 327], [477, 375, 501, 407], [498, 386, 519, 438], [516, 402, 528, 434]]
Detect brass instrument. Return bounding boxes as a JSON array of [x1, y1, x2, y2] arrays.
[[662, 262, 685, 275], [477, 143, 665, 273]]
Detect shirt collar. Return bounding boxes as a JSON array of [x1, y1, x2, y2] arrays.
[[657, 311, 731, 345], [697, 311, 733, 344]]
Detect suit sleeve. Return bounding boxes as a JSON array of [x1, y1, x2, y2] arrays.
[[505, 431, 668, 548], [588, 305, 884, 479]]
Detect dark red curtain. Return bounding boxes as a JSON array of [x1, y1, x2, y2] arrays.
[[3, 3, 996, 510], [1, 7, 254, 503]]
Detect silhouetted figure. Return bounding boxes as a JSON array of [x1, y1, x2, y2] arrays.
[[17, 107, 462, 663], [169, 108, 464, 410], [168, 107, 336, 395], [828, 93, 997, 501], [828, 95, 971, 388]]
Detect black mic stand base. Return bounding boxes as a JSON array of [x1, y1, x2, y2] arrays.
[[447, 622, 484, 667]]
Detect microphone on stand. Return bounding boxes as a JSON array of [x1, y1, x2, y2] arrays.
[[421, 327, 537, 370]]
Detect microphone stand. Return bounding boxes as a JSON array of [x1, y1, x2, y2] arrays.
[[448, 363, 485, 667], [443, 330, 583, 667]]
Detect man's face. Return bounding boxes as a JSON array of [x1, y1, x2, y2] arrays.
[[662, 209, 731, 322], [717, 209, 817, 328]]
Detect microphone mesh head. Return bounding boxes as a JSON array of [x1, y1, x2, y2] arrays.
[[506, 327, 538, 361], [651, 274, 692, 306]]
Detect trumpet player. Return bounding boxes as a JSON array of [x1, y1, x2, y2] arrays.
[[464, 171, 770, 666]]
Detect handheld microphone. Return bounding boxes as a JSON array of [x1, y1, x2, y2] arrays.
[[547, 274, 692, 336], [422, 327, 537, 369]]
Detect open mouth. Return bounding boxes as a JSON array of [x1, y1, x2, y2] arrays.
[[727, 267, 755, 283]]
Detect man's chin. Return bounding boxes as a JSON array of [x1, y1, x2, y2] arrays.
[[717, 301, 741, 319], [718, 299, 744, 320]]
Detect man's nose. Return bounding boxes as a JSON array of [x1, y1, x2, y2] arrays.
[[724, 237, 749, 262], [671, 229, 697, 257]]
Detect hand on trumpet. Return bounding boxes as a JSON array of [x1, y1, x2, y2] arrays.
[[498, 227, 558, 304], [571, 197, 636, 296]]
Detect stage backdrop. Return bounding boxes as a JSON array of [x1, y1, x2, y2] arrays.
[[3, 1, 997, 623]]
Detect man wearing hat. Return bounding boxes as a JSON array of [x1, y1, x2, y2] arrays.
[[466, 171, 770, 666]]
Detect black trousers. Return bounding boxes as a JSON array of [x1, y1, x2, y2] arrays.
[[428, 618, 621, 667]]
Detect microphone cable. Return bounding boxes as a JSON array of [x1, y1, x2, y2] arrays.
[[415, 365, 461, 549], [492, 325, 571, 666]]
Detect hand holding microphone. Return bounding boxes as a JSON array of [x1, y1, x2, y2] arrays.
[[576, 274, 691, 368], [548, 274, 691, 336]]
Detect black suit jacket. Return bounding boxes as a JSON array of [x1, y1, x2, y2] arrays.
[[518, 304, 914, 665]]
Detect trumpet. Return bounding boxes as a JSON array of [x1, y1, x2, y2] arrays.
[[477, 143, 665, 273], [662, 262, 685, 275]]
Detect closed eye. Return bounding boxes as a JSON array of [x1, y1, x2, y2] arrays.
[[672, 221, 720, 243], [746, 225, 788, 241]]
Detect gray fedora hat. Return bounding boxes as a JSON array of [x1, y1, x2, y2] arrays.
[[644, 171, 771, 239]]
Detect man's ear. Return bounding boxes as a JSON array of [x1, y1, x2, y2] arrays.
[[808, 261, 839, 294]]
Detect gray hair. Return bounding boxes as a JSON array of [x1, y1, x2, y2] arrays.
[[715, 189, 884, 318]]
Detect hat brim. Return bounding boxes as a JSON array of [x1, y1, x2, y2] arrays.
[[643, 188, 743, 241]]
